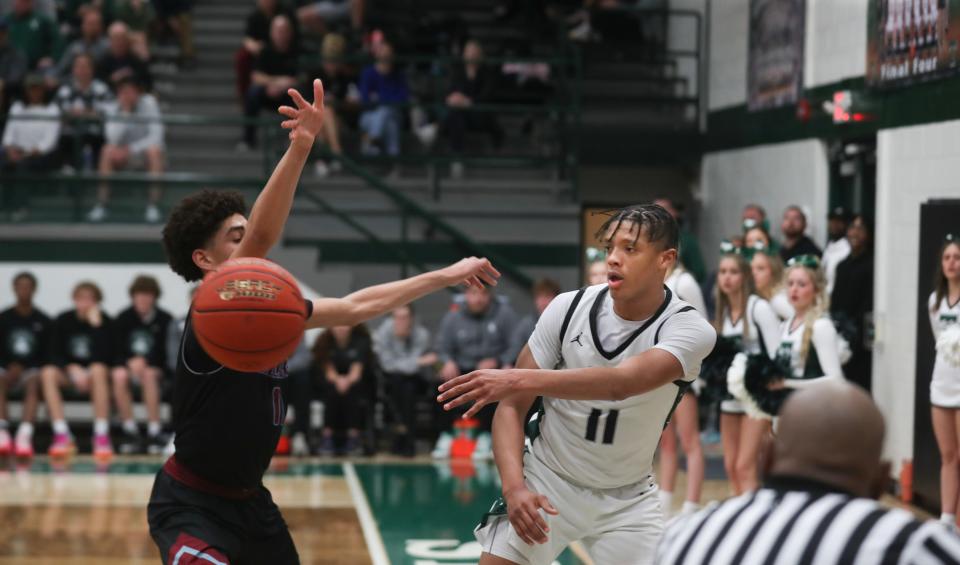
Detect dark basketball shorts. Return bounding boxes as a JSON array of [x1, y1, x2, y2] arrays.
[[147, 470, 300, 565]]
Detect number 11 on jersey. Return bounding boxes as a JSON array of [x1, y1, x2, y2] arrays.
[[585, 409, 619, 444]]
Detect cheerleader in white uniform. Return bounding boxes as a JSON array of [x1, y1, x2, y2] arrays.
[[751, 250, 794, 321], [658, 262, 706, 516], [929, 235, 960, 530], [713, 250, 781, 494], [770, 256, 845, 394]]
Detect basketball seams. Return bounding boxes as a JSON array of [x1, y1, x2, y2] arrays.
[[201, 266, 302, 299]]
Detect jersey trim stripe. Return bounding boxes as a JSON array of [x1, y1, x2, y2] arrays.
[[588, 286, 673, 360]]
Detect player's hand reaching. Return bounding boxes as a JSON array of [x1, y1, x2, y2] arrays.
[[504, 486, 558, 545], [278, 79, 325, 142], [441, 257, 501, 289], [437, 368, 520, 418]]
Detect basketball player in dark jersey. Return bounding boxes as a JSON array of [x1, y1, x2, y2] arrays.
[[149, 79, 500, 564]]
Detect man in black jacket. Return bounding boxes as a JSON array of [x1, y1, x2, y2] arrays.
[[112, 275, 173, 454]]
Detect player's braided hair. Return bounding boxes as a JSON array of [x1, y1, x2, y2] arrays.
[[162, 190, 247, 282], [594, 204, 679, 250]]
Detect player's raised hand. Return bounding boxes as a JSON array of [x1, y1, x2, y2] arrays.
[[504, 486, 559, 545], [441, 257, 501, 289], [437, 368, 520, 418], [278, 78, 325, 142]]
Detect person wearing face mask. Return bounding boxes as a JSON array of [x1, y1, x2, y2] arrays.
[[111, 275, 173, 455], [41, 281, 115, 458], [928, 234, 960, 531], [830, 215, 874, 392]]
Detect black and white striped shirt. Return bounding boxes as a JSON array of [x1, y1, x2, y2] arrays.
[[656, 476, 960, 565]]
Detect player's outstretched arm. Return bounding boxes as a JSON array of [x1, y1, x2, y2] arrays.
[[232, 79, 325, 261], [491, 346, 557, 545], [439, 348, 685, 419], [306, 257, 500, 329]]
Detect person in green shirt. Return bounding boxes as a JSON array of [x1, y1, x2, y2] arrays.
[[6, 0, 61, 70]]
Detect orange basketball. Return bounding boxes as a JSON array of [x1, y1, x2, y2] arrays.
[[192, 258, 307, 372]]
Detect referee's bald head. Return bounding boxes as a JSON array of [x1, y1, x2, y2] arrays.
[[769, 381, 887, 499]]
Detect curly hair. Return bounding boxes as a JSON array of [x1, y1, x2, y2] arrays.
[[162, 190, 247, 282]]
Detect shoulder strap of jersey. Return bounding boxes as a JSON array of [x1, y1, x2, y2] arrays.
[[559, 287, 587, 344], [749, 296, 770, 358], [654, 305, 696, 345]]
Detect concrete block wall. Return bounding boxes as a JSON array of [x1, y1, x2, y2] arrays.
[[698, 139, 830, 268], [874, 120, 960, 471]]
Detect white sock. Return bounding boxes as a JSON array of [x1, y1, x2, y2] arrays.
[[147, 421, 162, 437], [682, 501, 701, 514], [16, 422, 33, 439], [52, 420, 70, 436], [94, 419, 109, 436], [123, 420, 138, 434], [941, 513, 956, 525], [659, 490, 673, 515]]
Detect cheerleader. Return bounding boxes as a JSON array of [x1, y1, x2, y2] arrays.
[[586, 260, 607, 286], [713, 250, 781, 494], [770, 256, 845, 392], [751, 250, 794, 320], [929, 235, 960, 530], [658, 261, 706, 516]]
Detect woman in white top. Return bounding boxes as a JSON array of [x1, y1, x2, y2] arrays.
[[770, 256, 844, 391], [713, 251, 781, 494], [658, 262, 706, 516], [751, 250, 793, 320], [929, 235, 960, 529]]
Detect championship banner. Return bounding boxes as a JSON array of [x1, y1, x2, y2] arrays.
[[867, 0, 956, 87], [747, 0, 806, 111]]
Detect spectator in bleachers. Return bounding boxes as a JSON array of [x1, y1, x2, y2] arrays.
[[307, 32, 357, 177], [89, 75, 164, 222], [240, 13, 299, 150], [0, 18, 28, 112], [235, 0, 297, 104], [111, 275, 172, 455], [165, 287, 193, 374], [655, 197, 706, 282], [373, 305, 436, 456], [1, 72, 60, 174], [297, 0, 364, 35], [779, 205, 822, 263], [97, 21, 152, 91], [55, 52, 112, 171], [60, 0, 111, 38], [359, 39, 408, 158], [741, 202, 767, 228], [6, 0, 59, 71], [153, 0, 195, 68], [313, 324, 374, 456], [113, 0, 154, 61], [53, 9, 108, 81], [0, 272, 50, 458], [586, 258, 607, 285], [508, 278, 561, 363], [42, 281, 115, 458], [445, 39, 503, 180], [433, 285, 517, 459]]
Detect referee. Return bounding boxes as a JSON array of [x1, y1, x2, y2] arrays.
[[656, 381, 960, 564]]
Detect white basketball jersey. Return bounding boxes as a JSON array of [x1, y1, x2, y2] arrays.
[[528, 284, 716, 490], [930, 292, 960, 385]]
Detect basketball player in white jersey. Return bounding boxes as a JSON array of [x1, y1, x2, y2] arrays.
[[437, 204, 716, 565]]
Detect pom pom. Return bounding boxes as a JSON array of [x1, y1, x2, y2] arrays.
[[937, 325, 960, 368]]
